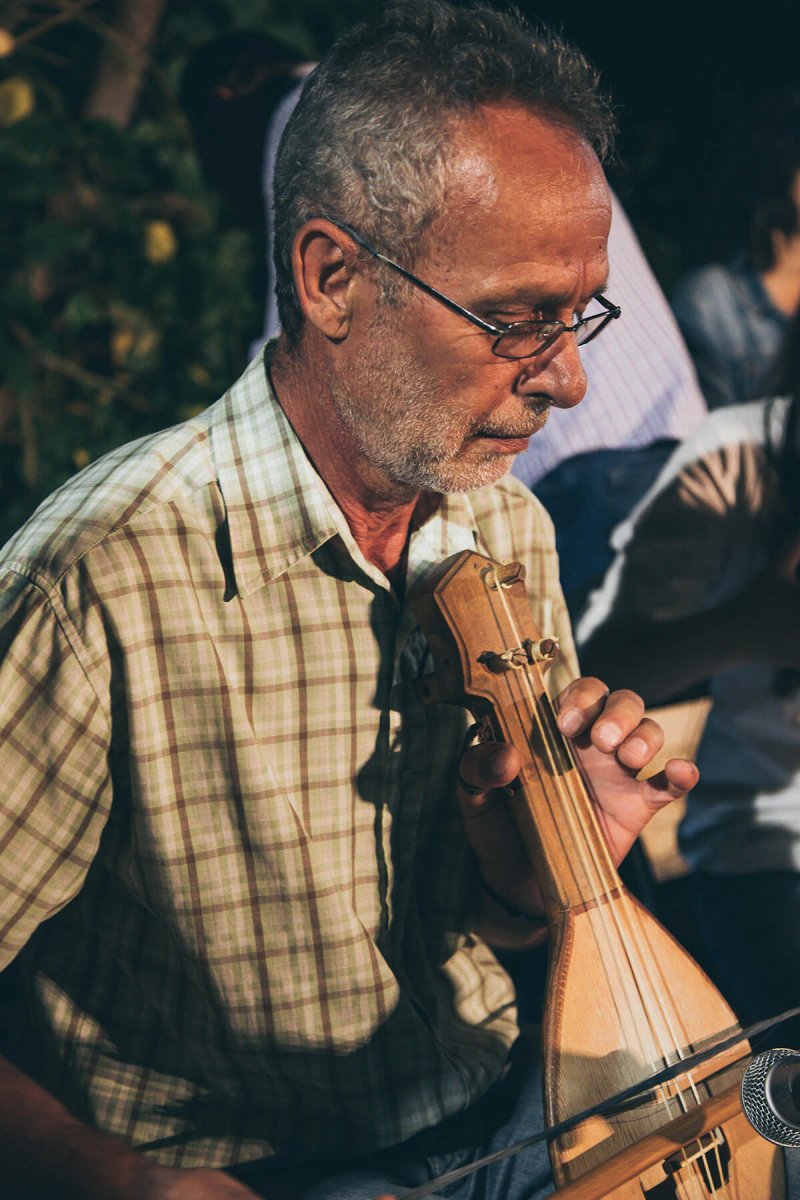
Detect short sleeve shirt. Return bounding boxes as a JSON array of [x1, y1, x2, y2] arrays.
[[0, 350, 576, 1168]]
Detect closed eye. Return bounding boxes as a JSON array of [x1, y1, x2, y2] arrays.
[[486, 312, 543, 328], [489, 296, 601, 328]]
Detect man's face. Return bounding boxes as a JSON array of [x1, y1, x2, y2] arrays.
[[329, 104, 612, 496]]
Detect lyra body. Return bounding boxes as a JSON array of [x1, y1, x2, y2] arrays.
[[413, 549, 784, 1200]]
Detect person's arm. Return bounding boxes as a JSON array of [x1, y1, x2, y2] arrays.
[[0, 584, 254, 1199], [581, 529, 800, 704], [575, 415, 800, 706], [680, 330, 744, 412], [0, 1053, 261, 1199], [581, 576, 800, 705]]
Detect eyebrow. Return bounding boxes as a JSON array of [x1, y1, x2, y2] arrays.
[[474, 280, 611, 310]]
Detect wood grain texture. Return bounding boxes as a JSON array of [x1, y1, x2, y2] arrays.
[[414, 550, 784, 1199]]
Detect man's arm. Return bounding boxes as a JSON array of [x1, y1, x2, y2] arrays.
[[0, 585, 259, 1199], [0, 1052, 143, 1199], [0, 1054, 261, 1199]]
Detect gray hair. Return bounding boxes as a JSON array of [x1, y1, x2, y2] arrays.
[[273, 0, 615, 345]]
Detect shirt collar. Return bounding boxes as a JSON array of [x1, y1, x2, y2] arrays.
[[209, 346, 480, 597]]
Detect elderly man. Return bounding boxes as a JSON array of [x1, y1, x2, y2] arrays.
[[0, 4, 698, 1199]]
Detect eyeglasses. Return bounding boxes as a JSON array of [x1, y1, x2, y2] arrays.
[[326, 219, 621, 361]]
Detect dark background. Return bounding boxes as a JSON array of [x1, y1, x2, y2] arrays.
[[2, 0, 799, 540], [506, 1, 800, 284]]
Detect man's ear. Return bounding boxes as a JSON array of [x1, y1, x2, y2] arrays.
[[291, 219, 361, 339]]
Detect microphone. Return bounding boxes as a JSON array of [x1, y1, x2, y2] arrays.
[[741, 1048, 800, 1147]]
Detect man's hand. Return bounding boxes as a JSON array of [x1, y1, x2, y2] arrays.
[[456, 678, 699, 934], [553, 677, 698, 860]]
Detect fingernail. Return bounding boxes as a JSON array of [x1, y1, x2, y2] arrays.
[[594, 724, 621, 750], [622, 738, 648, 762], [559, 709, 581, 736]]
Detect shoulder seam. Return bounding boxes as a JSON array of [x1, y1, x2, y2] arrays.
[[3, 567, 112, 735]]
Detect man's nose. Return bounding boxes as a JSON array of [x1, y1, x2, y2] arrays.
[[514, 333, 588, 410]]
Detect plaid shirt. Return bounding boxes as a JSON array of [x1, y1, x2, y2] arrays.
[[0, 350, 577, 1168]]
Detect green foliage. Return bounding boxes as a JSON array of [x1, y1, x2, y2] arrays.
[[0, 6, 278, 544], [0, 0, 396, 543]]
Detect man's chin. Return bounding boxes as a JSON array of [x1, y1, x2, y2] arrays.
[[383, 437, 527, 495], [428, 453, 516, 495]]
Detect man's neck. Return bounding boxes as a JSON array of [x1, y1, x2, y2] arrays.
[[269, 341, 429, 580]]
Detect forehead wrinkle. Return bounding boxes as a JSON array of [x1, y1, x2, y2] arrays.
[[477, 274, 610, 309], [432, 117, 607, 254], [453, 104, 605, 207]]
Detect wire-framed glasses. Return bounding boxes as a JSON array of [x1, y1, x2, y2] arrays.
[[326, 219, 621, 361]]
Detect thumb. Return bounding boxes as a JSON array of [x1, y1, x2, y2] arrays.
[[456, 742, 521, 817]]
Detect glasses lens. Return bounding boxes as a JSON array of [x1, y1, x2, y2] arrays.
[[576, 297, 620, 346], [575, 312, 610, 346], [493, 320, 563, 360]]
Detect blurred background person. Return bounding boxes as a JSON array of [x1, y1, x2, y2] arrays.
[[513, 192, 707, 622], [672, 89, 800, 411], [179, 31, 309, 230], [180, 31, 314, 361], [578, 308, 800, 1047]]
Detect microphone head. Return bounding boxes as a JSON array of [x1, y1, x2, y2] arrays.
[[741, 1048, 800, 1147]]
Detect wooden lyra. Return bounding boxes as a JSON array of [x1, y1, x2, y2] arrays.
[[413, 550, 784, 1200]]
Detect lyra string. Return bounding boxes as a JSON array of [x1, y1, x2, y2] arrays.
[[482, 577, 670, 1060], [396, 1005, 800, 1200], [486, 566, 729, 1197], [485, 568, 691, 1060], [485, 567, 732, 1197], [484, 569, 710, 1198]]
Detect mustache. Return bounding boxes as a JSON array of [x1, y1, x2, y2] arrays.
[[471, 396, 552, 439]]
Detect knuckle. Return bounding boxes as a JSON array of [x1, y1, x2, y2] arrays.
[[573, 675, 608, 697], [638, 717, 664, 744]]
